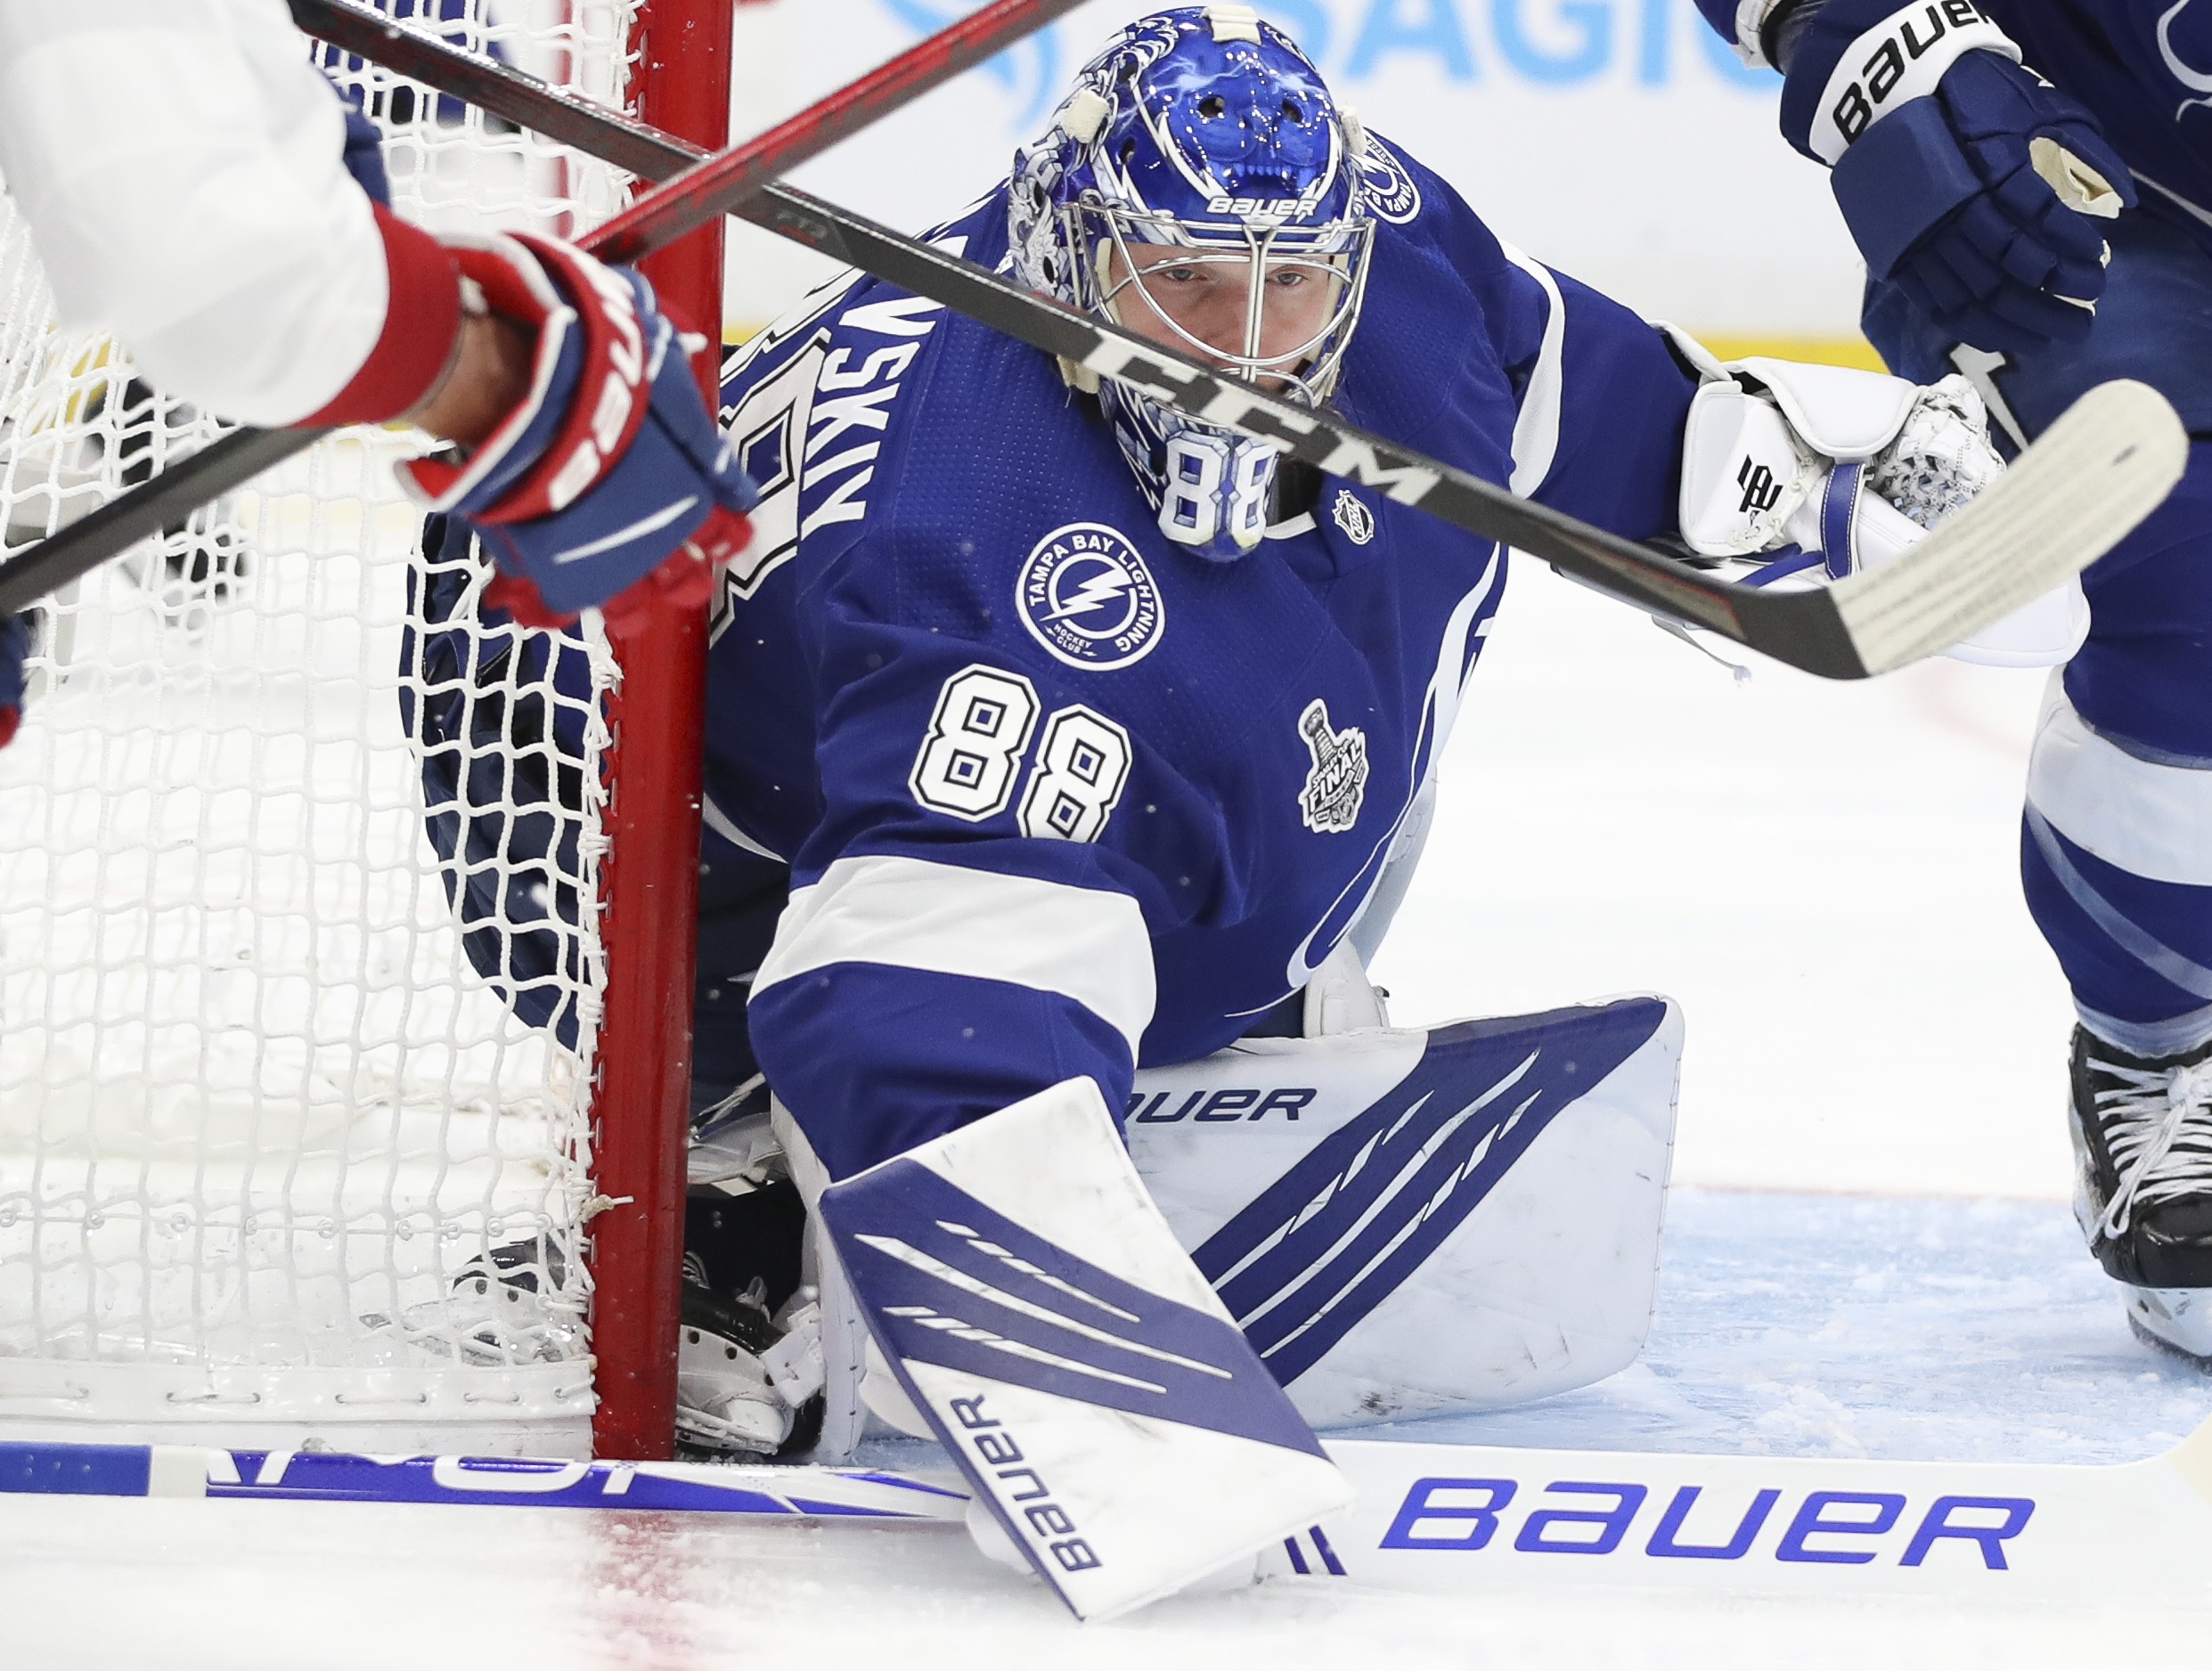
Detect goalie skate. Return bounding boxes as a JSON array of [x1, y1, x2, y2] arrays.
[[674, 1282, 795, 1457]]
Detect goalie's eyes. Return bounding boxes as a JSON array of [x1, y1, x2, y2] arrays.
[[1145, 265, 1310, 289]]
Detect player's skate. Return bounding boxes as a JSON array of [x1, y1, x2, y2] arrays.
[[437, 1236, 586, 1365], [358, 1235, 585, 1367], [812, 1076, 1354, 1621], [2068, 1027, 2212, 1364]]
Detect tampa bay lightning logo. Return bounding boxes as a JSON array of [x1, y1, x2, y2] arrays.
[[1357, 134, 1422, 225], [1016, 522, 1166, 670]]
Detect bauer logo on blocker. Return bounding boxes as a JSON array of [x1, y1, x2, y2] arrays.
[[1017, 522, 1165, 670]]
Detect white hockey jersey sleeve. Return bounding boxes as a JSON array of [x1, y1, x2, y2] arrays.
[[0, 0, 459, 426]]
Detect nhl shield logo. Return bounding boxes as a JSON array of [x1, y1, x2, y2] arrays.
[[1297, 698, 1368, 834], [1331, 489, 1375, 545], [1016, 521, 1165, 671]]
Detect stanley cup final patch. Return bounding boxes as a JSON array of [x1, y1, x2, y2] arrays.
[[1296, 698, 1368, 834]]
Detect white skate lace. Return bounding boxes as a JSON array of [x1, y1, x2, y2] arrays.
[[2093, 1057, 2212, 1240], [1866, 374, 2004, 531]]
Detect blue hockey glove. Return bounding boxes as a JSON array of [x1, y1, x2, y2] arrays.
[[0, 613, 27, 749], [402, 232, 755, 628], [1778, 0, 2133, 355]]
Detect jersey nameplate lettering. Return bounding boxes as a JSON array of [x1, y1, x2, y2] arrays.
[[711, 295, 941, 606]]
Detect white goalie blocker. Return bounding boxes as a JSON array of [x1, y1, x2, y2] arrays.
[[781, 967, 1681, 1455]]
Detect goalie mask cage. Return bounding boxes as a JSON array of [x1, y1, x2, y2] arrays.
[[0, 0, 728, 1461]]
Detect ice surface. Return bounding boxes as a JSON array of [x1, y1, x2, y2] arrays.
[[1357, 1188, 2212, 1463], [14, 1483, 2208, 1671], [844, 1188, 2212, 1477], [12, 1194, 2205, 1667]]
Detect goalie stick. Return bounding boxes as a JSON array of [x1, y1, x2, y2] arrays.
[[51, 2, 2193, 678], [11, 1418, 2212, 1602], [0, 0, 1090, 621]]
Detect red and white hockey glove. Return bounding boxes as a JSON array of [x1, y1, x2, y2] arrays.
[[0, 613, 28, 748], [401, 233, 755, 628]]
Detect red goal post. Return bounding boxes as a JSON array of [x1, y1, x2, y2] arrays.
[[591, 0, 733, 1466]]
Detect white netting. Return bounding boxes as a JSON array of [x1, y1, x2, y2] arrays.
[[0, 2, 645, 1454]]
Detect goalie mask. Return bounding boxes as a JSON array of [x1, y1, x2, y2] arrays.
[[1009, 4, 1372, 562]]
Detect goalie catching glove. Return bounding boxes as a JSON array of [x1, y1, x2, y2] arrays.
[[400, 232, 755, 627], [1767, 0, 2132, 355], [1674, 341, 2085, 665]]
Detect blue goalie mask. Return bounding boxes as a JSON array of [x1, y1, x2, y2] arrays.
[[1009, 4, 1373, 561]]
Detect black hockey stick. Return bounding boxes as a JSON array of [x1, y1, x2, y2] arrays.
[[0, 0, 1090, 620], [289, 4, 2188, 680]]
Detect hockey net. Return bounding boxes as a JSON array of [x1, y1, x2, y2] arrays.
[[0, 1, 701, 1455]]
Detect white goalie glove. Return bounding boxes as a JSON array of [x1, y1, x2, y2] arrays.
[[1672, 337, 2088, 666]]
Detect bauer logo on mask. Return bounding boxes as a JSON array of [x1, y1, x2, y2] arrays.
[[1017, 521, 1167, 670]]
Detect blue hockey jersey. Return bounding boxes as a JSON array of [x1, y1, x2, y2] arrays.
[[709, 140, 1698, 1179]]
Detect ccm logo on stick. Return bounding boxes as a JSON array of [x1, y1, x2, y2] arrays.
[[1380, 1477, 2035, 1569]]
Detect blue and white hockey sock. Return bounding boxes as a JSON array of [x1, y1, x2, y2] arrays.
[[2023, 684, 2212, 1059], [814, 1075, 1353, 1621]]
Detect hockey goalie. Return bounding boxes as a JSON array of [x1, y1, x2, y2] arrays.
[[404, 4, 2064, 1620]]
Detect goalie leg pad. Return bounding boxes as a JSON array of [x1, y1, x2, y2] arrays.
[[1126, 995, 1682, 1427], [815, 1076, 1353, 1621]]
